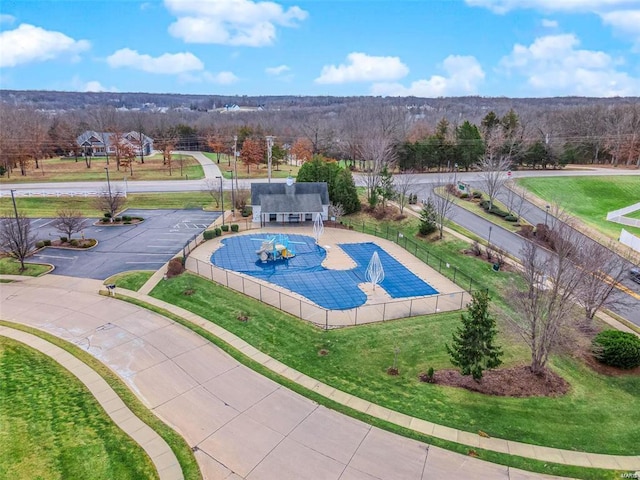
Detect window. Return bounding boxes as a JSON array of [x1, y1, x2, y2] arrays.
[[305, 214, 312, 221], [269, 214, 277, 222]]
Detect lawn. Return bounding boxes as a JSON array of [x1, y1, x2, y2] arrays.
[[0, 257, 51, 276], [517, 176, 640, 239], [104, 270, 154, 291], [150, 244, 639, 455], [0, 192, 223, 217], [0, 154, 204, 183], [0, 336, 159, 480], [202, 152, 300, 179]]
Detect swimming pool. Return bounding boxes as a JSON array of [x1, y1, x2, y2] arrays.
[[210, 234, 438, 310]]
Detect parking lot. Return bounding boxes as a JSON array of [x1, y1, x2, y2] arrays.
[[29, 209, 220, 280]]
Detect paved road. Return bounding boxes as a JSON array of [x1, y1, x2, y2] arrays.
[[0, 277, 571, 480], [30, 209, 219, 280]]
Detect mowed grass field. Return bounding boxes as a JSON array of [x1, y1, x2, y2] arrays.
[[150, 236, 640, 455], [0, 337, 159, 480], [0, 154, 204, 183], [517, 176, 640, 238]]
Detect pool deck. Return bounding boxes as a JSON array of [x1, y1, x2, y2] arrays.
[[189, 225, 464, 313]]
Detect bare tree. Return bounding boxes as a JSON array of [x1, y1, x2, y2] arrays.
[[477, 154, 511, 210], [510, 216, 584, 374], [502, 181, 530, 219], [201, 178, 221, 208], [430, 174, 457, 240], [0, 213, 36, 272], [574, 240, 630, 322], [52, 210, 88, 240], [94, 188, 126, 220], [329, 202, 345, 222], [359, 135, 395, 205], [393, 171, 419, 214]]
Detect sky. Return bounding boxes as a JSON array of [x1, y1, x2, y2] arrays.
[[1, 0, 640, 98]]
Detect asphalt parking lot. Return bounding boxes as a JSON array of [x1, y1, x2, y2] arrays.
[[29, 209, 220, 280]]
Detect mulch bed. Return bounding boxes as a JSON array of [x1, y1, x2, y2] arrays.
[[432, 365, 570, 397], [49, 239, 96, 249]]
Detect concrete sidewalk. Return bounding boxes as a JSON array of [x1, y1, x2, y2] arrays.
[[0, 325, 182, 480], [0, 276, 587, 479]]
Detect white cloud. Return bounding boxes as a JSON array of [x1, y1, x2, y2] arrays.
[[541, 18, 559, 27], [465, 0, 638, 14], [266, 64, 290, 75], [83, 81, 118, 92], [0, 14, 16, 24], [315, 52, 409, 84], [371, 55, 485, 97], [0, 23, 90, 68], [500, 33, 640, 95], [601, 9, 640, 49], [179, 70, 239, 84], [106, 48, 204, 74], [165, 0, 308, 46]]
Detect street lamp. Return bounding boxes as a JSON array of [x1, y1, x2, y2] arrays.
[[488, 225, 493, 248], [104, 167, 112, 199], [10, 189, 24, 244], [228, 170, 235, 219], [545, 205, 550, 227], [216, 176, 225, 226]]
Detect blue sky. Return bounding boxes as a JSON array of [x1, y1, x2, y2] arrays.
[[1, 0, 639, 97]]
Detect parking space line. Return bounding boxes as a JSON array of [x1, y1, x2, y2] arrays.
[[34, 254, 77, 260], [126, 261, 166, 264]]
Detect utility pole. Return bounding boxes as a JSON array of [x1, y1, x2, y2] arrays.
[[217, 176, 225, 226], [229, 169, 236, 219], [104, 167, 112, 199], [233, 135, 239, 193], [10, 189, 24, 250], [266, 135, 274, 183]]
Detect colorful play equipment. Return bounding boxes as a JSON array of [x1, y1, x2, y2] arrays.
[[252, 234, 304, 263]]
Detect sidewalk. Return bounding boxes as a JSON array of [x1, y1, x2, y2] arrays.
[[0, 324, 183, 480]]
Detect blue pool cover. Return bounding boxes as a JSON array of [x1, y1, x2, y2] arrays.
[[210, 234, 438, 310]]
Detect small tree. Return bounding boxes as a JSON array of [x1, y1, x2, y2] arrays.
[[419, 198, 437, 236], [431, 174, 457, 239], [393, 170, 418, 214], [0, 213, 36, 272], [378, 164, 395, 208], [94, 188, 126, 221], [446, 290, 503, 382], [201, 178, 221, 208], [52, 209, 88, 240]]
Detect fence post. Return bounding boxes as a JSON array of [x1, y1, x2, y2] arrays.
[[210, 264, 213, 280], [439, 258, 442, 272], [469, 277, 473, 291], [242, 277, 245, 293], [196, 259, 200, 275], [259, 284, 262, 302], [325, 310, 328, 330], [453, 267, 457, 283], [409, 299, 413, 317], [460, 292, 465, 309], [435, 295, 439, 313], [279, 292, 282, 310], [404, 236, 407, 249], [225, 270, 229, 286], [299, 300, 302, 319], [383, 302, 386, 321], [355, 308, 358, 325]]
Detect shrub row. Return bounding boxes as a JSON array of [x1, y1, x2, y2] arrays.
[[203, 224, 240, 239], [592, 330, 640, 369]]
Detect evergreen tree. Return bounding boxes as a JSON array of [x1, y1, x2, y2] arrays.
[[299, 156, 360, 214], [378, 164, 395, 207], [446, 291, 503, 381], [418, 198, 437, 235], [331, 168, 361, 214]]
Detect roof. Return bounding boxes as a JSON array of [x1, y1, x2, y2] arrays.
[[251, 182, 329, 206], [76, 130, 153, 147], [260, 194, 323, 214]]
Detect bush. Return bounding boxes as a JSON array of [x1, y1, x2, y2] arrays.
[[221, 224, 229, 232], [460, 193, 469, 199], [83, 239, 97, 248], [214, 228, 222, 237], [35, 241, 45, 248], [60, 236, 68, 243], [44, 239, 51, 246], [472, 191, 483, 199], [114, 216, 122, 222], [69, 239, 79, 247], [101, 218, 110, 223], [241, 207, 252, 217], [103, 212, 112, 218], [479, 200, 489, 210], [592, 330, 640, 369], [505, 215, 519, 222], [203, 230, 216, 240], [230, 224, 239, 232], [166, 258, 185, 278], [122, 215, 131, 221], [419, 367, 436, 383]]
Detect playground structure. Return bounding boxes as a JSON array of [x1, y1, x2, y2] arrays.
[[253, 234, 304, 263]]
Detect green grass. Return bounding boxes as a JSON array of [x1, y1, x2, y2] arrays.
[[104, 271, 154, 291], [202, 152, 300, 179], [517, 176, 640, 238], [0, 155, 204, 183], [0, 257, 51, 276], [118, 296, 622, 480], [1, 192, 224, 217], [441, 189, 528, 232], [150, 270, 639, 456], [0, 336, 159, 480], [0, 320, 201, 480]]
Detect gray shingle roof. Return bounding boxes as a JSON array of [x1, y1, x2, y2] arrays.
[[260, 194, 323, 213], [251, 182, 329, 206]]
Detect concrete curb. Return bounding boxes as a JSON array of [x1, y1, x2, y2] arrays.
[[0, 325, 184, 480]]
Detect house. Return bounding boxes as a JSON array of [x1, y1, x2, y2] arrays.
[[76, 130, 154, 157], [251, 178, 330, 226]]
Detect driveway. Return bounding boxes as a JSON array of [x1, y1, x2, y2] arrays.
[[29, 209, 220, 280]]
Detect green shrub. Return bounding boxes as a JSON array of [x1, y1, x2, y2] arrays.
[[479, 200, 489, 210], [122, 215, 131, 221], [505, 215, 519, 222], [114, 216, 122, 222], [69, 239, 79, 247], [35, 241, 45, 248], [221, 224, 229, 232], [133, 216, 144, 221], [230, 224, 239, 232], [241, 207, 252, 217], [203, 230, 216, 240], [214, 228, 222, 237], [472, 191, 483, 199], [460, 193, 469, 199], [103, 212, 112, 218], [592, 330, 640, 369], [44, 239, 52, 246], [82, 239, 97, 248], [101, 218, 109, 223], [60, 236, 68, 243], [124, 221, 131, 225]]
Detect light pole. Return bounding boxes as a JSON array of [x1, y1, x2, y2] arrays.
[[10, 189, 24, 243], [488, 225, 493, 248], [545, 205, 550, 227], [216, 176, 225, 226], [228, 170, 236, 219], [233, 135, 238, 193], [104, 167, 112, 199]]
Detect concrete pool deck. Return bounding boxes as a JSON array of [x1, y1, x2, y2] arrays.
[[188, 225, 466, 323]]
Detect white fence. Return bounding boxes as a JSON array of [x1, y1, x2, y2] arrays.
[[607, 201, 640, 228], [620, 229, 640, 254]]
